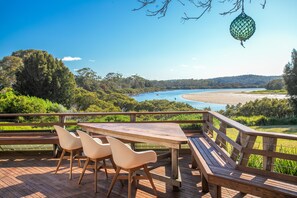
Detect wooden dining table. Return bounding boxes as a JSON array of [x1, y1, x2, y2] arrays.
[[77, 122, 188, 190]]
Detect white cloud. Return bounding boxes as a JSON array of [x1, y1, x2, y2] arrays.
[[62, 56, 82, 61]]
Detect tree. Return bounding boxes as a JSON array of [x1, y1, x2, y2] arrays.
[[75, 67, 101, 92], [283, 49, 297, 113], [265, 79, 284, 90], [14, 50, 76, 108], [0, 56, 23, 89], [134, 0, 266, 21]]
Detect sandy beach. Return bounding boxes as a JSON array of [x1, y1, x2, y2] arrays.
[[182, 91, 287, 105]]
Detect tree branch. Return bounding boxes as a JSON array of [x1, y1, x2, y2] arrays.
[[219, 0, 242, 15], [132, 0, 156, 12], [133, 0, 267, 21]]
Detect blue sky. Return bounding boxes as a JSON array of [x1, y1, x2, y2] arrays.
[[1, 0, 297, 80]]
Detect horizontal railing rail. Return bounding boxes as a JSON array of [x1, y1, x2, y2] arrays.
[[0, 111, 207, 127]]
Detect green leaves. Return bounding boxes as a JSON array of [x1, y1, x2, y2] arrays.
[[0, 88, 66, 114], [283, 49, 297, 113], [13, 50, 76, 108]]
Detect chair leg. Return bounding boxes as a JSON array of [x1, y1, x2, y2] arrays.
[[94, 160, 98, 193], [128, 170, 133, 198], [143, 165, 157, 196], [103, 159, 108, 178], [107, 167, 121, 197], [77, 150, 82, 168], [55, 149, 66, 174], [78, 157, 90, 184], [110, 158, 124, 186], [69, 150, 73, 180]]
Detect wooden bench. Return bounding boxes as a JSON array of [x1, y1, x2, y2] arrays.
[[189, 112, 297, 198], [0, 130, 109, 157], [0, 130, 60, 156]]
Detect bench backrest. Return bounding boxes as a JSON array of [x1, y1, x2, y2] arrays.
[[203, 111, 297, 183]]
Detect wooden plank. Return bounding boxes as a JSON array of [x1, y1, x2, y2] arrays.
[[236, 165, 297, 184], [230, 131, 242, 161], [188, 137, 213, 178], [208, 111, 255, 133], [0, 136, 59, 144], [207, 173, 294, 198], [78, 123, 188, 149], [0, 111, 207, 117], [203, 132, 237, 168], [215, 121, 227, 150], [238, 135, 256, 167], [208, 114, 213, 137], [244, 130, 297, 140], [198, 137, 233, 169], [210, 165, 297, 190], [202, 113, 208, 134], [192, 137, 221, 167], [242, 148, 297, 161], [171, 148, 181, 189], [210, 166, 297, 195], [206, 121, 242, 152], [263, 137, 277, 171]]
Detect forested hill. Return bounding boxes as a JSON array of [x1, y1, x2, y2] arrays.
[[211, 75, 281, 87], [150, 75, 281, 89]]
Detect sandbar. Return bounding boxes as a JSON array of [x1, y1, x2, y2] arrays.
[[182, 91, 287, 105]]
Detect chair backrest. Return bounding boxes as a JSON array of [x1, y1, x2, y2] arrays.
[[106, 136, 136, 168], [54, 125, 82, 150], [77, 130, 111, 159]]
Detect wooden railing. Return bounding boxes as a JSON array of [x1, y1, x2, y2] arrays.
[[204, 111, 297, 181], [0, 111, 207, 127], [1, 111, 296, 178]]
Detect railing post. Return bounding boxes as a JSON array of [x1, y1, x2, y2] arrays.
[[263, 137, 277, 171], [203, 112, 213, 136], [130, 113, 136, 123], [215, 121, 227, 150], [230, 130, 242, 161], [59, 115, 66, 128], [202, 113, 208, 133], [130, 113, 136, 150], [238, 134, 256, 167]]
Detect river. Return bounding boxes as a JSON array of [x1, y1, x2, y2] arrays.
[[132, 88, 264, 111]]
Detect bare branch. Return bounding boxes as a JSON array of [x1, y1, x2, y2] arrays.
[[220, 0, 242, 15], [146, 0, 172, 18], [133, 0, 266, 22], [181, 1, 212, 21], [260, 0, 266, 9], [181, 0, 212, 21]]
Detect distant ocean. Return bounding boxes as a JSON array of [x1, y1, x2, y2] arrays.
[[132, 88, 264, 111]]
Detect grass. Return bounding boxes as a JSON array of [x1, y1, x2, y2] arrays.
[[247, 89, 287, 95]]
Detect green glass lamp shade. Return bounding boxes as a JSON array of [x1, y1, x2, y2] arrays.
[[230, 11, 256, 45]]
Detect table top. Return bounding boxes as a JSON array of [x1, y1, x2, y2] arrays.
[[78, 123, 188, 149]]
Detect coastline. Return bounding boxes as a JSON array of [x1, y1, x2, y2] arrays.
[[182, 91, 287, 105]]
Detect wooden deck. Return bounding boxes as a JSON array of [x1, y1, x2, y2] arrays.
[[0, 151, 257, 198]]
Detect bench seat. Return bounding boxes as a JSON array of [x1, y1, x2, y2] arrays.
[[189, 135, 297, 198], [0, 133, 59, 144]]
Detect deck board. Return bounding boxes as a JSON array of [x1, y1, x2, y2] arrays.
[[0, 151, 257, 198]]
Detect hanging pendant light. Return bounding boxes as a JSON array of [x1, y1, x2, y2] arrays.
[[229, 0, 256, 47]]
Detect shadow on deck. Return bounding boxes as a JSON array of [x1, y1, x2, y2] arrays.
[[0, 151, 256, 198]]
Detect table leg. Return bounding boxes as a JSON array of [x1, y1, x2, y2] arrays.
[[171, 148, 181, 191]]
